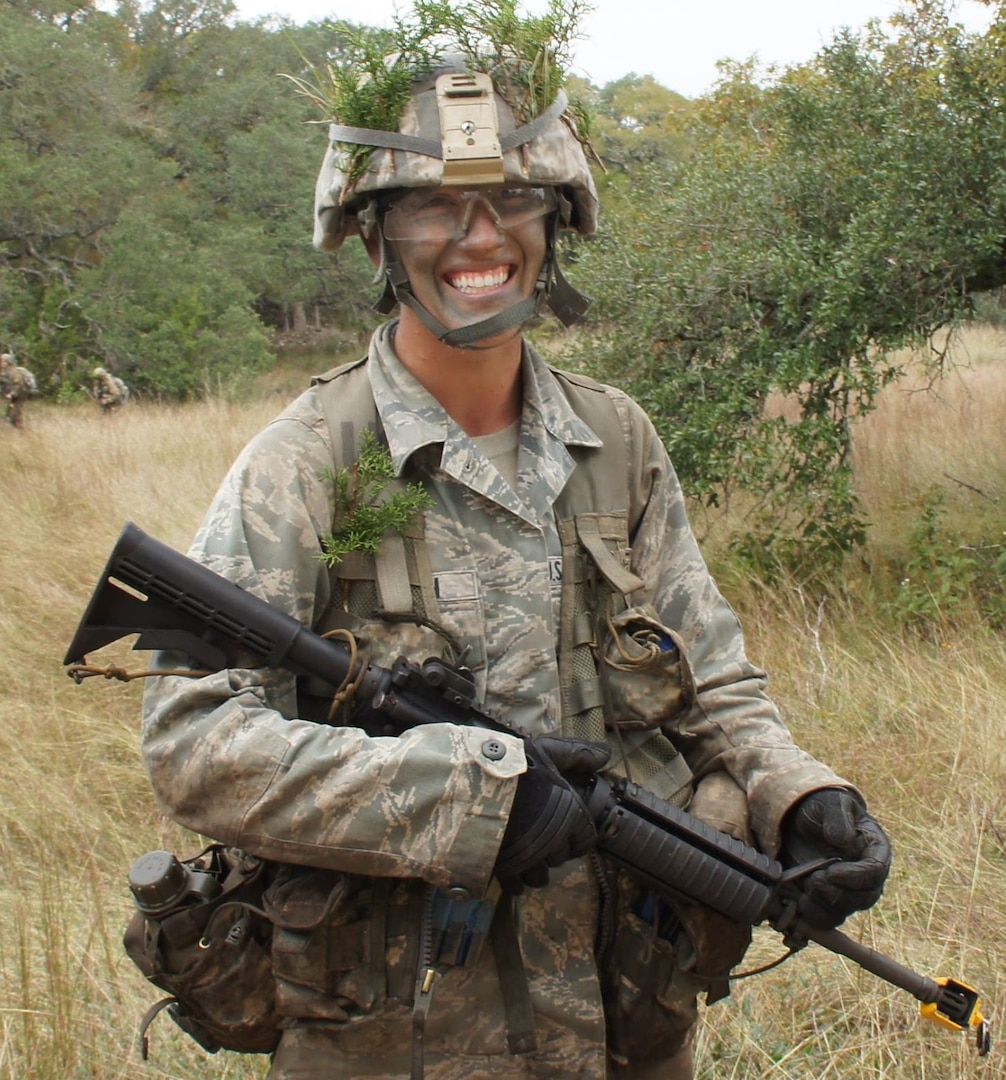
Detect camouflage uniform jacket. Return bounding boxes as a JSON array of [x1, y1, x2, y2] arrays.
[[142, 320, 854, 1076], [0, 363, 36, 399]]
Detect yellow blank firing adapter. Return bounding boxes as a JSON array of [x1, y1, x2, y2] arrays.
[[919, 977, 991, 1056]]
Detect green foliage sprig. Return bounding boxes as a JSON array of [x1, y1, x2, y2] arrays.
[[285, 0, 592, 188], [284, 8, 448, 188], [319, 429, 432, 566], [433, 0, 592, 127]]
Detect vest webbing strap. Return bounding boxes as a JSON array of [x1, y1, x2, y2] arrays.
[[549, 374, 632, 749], [491, 893, 536, 1054], [575, 516, 644, 595], [312, 357, 420, 616], [311, 362, 692, 802], [376, 532, 414, 614]]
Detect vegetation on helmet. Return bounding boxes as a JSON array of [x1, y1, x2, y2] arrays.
[[287, 0, 594, 189], [444, 0, 591, 125]]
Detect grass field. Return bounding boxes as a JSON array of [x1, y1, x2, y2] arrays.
[[0, 331, 1003, 1078]]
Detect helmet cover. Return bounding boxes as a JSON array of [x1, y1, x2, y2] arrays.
[[314, 56, 599, 252]]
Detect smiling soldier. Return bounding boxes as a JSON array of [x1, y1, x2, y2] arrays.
[[141, 44, 890, 1080]]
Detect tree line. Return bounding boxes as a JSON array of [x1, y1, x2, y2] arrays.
[[0, 0, 689, 402], [3, 0, 374, 399], [3, 0, 1006, 570], [570, 0, 1006, 572]]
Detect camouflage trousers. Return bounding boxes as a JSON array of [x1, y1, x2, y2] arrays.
[[267, 1011, 696, 1080], [5, 396, 25, 427], [265, 927, 705, 1080], [266, 776, 753, 1080]]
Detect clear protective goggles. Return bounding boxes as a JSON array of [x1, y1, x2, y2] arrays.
[[381, 185, 558, 243]]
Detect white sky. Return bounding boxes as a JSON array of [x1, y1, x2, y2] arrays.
[[231, 0, 996, 98]]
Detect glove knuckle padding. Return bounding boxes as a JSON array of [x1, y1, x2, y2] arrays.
[[534, 736, 610, 777], [496, 778, 583, 877]]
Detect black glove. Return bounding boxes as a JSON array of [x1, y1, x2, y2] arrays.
[[780, 788, 892, 929], [494, 736, 610, 891]]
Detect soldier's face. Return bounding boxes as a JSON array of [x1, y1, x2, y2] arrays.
[[384, 186, 549, 337]]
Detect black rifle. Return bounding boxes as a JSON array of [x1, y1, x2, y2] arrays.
[[64, 522, 991, 1055]]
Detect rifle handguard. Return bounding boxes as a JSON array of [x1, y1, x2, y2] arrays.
[[585, 775, 780, 925]]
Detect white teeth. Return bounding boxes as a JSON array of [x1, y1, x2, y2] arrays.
[[450, 267, 509, 292]]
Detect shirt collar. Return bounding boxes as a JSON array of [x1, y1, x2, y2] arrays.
[[367, 320, 601, 477]]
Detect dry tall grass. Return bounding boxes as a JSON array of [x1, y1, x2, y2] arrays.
[[0, 333, 1003, 1079], [853, 323, 1006, 563], [0, 394, 284, 1080]]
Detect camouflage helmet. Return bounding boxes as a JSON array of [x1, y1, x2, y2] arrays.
[[313, 56, 598, 346], [313, 55, 599, 253]]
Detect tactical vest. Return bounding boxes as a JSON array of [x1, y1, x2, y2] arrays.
[[304, 357, 692, 805]]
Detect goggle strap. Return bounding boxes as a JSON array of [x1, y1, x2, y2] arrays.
[[499, 92, 568, 153], [328, 125, 442, 159]]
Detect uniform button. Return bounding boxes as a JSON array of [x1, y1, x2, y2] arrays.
[[445, 886, 471, 901], [481, 738, 506, 761]]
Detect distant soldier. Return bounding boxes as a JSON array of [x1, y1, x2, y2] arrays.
[[0, 351, 39, 428], [91, 366, 130, 412]]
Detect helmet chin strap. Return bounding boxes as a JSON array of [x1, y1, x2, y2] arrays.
[[373, 211, 590, 349]]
